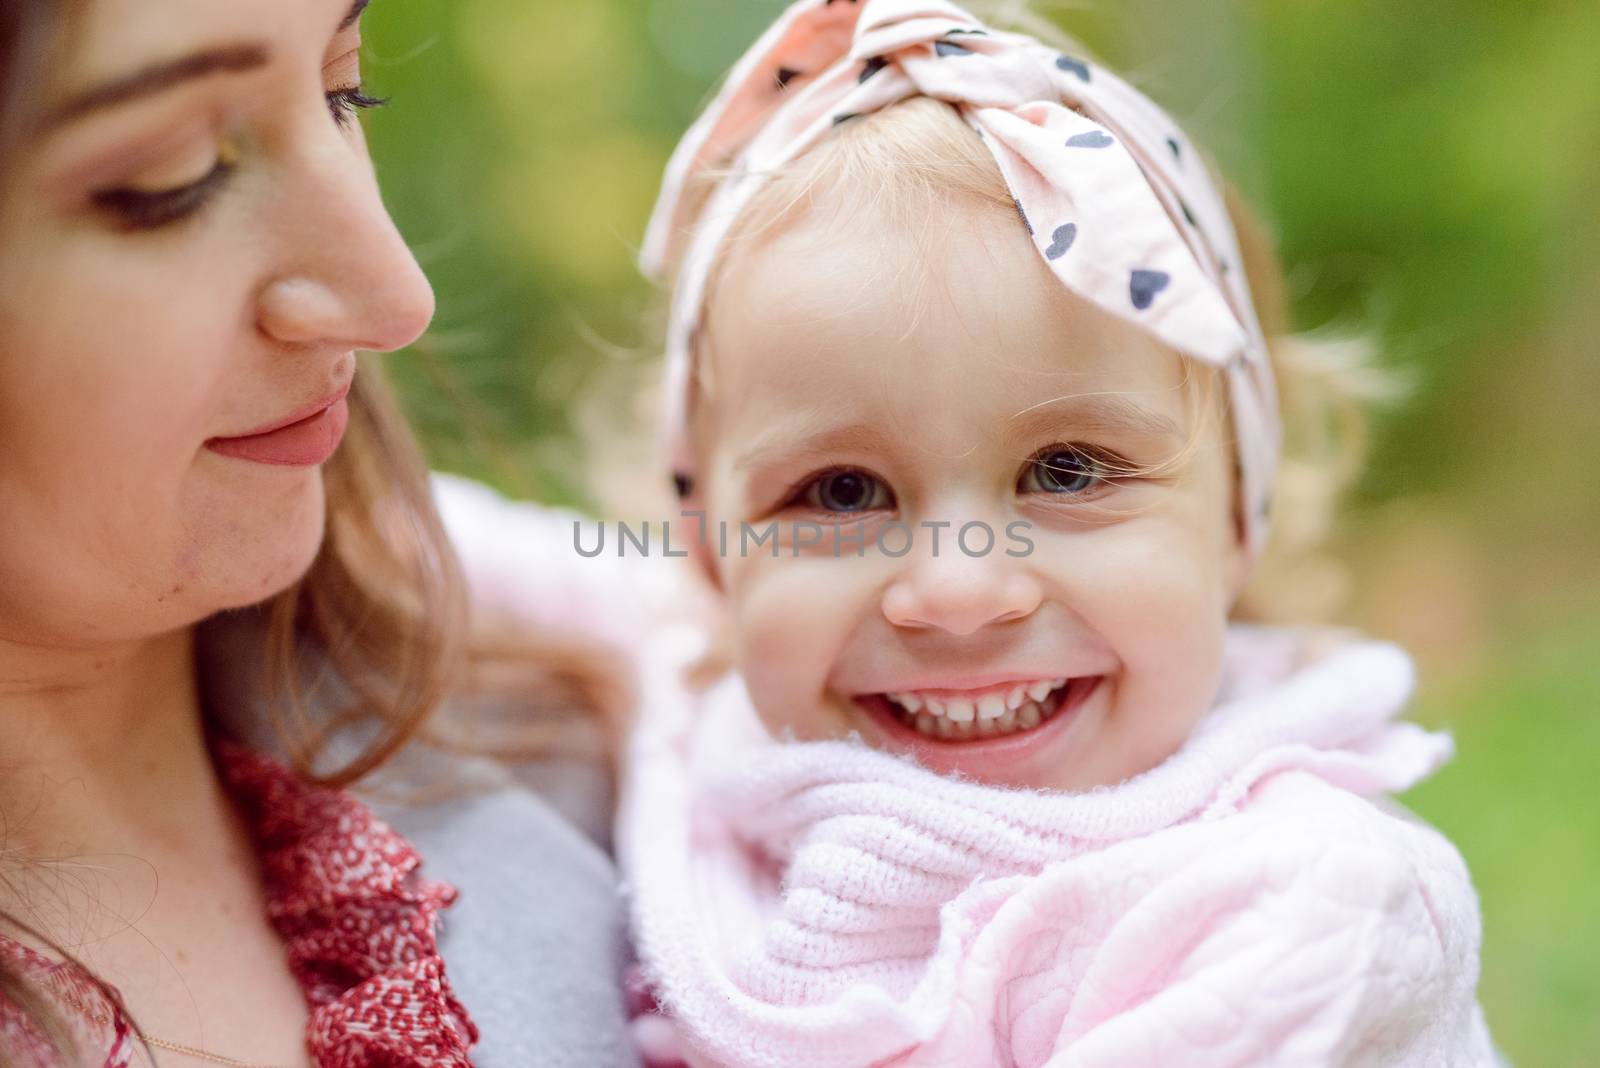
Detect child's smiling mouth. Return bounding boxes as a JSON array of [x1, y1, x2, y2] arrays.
[[888, 677, 1069, 739], [850, 674, 1104, 762]]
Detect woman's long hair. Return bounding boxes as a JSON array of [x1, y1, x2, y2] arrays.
[[247, 359, 627, 788]]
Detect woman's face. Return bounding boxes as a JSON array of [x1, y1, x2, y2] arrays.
[[0, 0, 433, 648]]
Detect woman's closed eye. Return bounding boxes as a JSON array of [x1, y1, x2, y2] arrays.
[[793, 467, 895, 517], [91, 139, 238, 231], [91, 86, 386, 231]]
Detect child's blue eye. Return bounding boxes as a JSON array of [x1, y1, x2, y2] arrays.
[[1020, 447, 1104, 496], [803, 469, 891, 513]]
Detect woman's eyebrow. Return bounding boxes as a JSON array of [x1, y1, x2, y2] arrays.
[[43, 43, 270, 131]]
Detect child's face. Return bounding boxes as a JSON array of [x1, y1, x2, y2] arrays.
[[697, 196, 1247, 791]]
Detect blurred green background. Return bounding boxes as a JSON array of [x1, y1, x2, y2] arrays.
[[360, 1, 1599, 1062]]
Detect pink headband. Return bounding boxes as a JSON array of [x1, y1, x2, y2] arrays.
[[643, 0, 1280, 555]]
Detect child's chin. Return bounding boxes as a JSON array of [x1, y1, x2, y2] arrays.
[[846, 675, 1113, 788]]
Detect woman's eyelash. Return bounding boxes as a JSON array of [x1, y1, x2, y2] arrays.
[[327, 86, 387, 127], [91, 158, 237, 231], [92, 87, 387, 230]]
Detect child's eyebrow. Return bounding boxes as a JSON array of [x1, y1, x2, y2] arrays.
[[730, 397, 1185, 480], [734, 423, 895, 475], [1005, 395, 1186, 444]]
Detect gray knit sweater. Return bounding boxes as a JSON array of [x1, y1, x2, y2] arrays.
[[367, 750, 640, 1068]]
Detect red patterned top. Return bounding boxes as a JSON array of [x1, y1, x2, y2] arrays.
[[0, 741, 479, 1067]]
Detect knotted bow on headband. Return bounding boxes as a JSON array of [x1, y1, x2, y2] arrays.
[[643, 0, 1280, 554]]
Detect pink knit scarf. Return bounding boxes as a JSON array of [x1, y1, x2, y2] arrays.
[[622, 627, 1493, 1067]]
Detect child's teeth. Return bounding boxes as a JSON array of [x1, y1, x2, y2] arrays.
[[891, 678, 1083, 739]]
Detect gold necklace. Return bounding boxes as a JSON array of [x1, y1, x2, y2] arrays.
[[136, 1031, 293, 1068], [60, 994, 294, 1068]]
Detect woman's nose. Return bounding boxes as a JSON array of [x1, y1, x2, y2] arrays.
[[880, 540, 1043, 635], [255, 120, 435, 353]]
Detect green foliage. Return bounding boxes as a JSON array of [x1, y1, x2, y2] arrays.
[[1404, 612, 1600, 1065]]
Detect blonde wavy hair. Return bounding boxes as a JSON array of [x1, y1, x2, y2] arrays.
[[674, 15, 1396, 624]]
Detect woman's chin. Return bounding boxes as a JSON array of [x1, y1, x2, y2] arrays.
[[187, 477, 329, 613]]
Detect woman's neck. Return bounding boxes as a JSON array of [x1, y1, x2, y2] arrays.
[[0, 625, 233, 882], [1, 628, 317, 1064]]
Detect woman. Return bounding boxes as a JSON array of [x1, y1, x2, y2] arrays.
[[0, 0, 641, 1064]]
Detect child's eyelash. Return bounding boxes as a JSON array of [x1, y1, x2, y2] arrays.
[[1017, 443, 1168, 510], [778, 464, 844, 506], [326, 86, 388, 127], [1025, 443, 1148, 478], [780, 465, 895, 517], [768, 444, 1157, 520]]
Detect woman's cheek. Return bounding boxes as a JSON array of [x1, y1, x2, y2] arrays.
[[0, 313, 315, 640]]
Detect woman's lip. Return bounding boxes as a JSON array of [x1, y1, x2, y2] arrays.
[[205, 383, 352, 467], [221, 380, 352, 438], [852, 676, 1103, 774]]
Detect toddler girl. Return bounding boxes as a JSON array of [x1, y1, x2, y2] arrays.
[[621, 1, 1496, 1063]]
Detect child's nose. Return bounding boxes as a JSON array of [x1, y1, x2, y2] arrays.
[[880, 552, 1043, 635]]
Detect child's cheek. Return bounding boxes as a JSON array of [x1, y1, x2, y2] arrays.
[[728, 555, 871, 742], [1022, 516, 1230, 784]]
